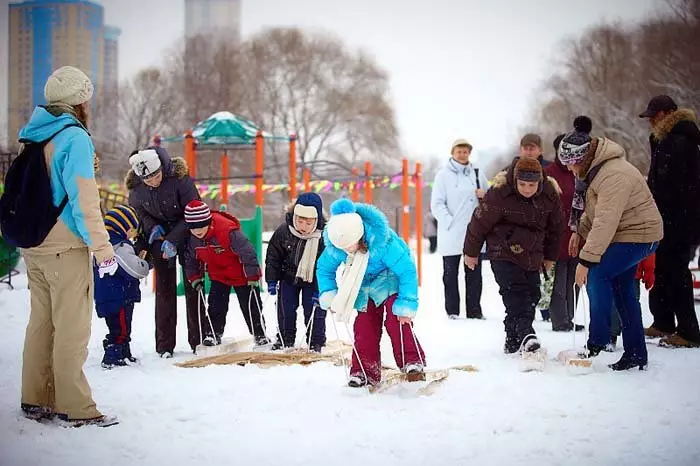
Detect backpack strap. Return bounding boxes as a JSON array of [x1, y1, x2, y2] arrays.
[[18, 123, 83, 145], [474, 167, 481, 189], [17, 123, 83, 214]]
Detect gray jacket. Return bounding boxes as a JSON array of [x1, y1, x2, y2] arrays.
[[114, 242, 150, 280]]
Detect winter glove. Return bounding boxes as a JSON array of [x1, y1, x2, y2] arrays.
[[149, 225, 166, 245], [161, 240, 177, 260], [97, 257, 119, 278], [635, 253, 656, 290], [312, 292, 320, 308], [267, 281, 278, 296], [191, 278, 204, 292]]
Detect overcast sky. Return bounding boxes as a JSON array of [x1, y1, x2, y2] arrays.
[[99, 0, 663, 161]]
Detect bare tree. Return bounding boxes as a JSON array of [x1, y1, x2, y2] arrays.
[[526, 0, 699, 175], [239, 28, 400, 179]]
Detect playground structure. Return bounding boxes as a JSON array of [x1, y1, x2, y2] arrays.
[[156, 112, 429, 288]]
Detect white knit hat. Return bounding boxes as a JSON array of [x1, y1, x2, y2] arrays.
[[129, 149, 162, 178], [327, 213, 364, 250], [44, 66, 94, 106]]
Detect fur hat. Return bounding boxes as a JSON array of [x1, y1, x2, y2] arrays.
[[184, 200, 212, 230], [129, 149, 162, 178], [558, 116, 593, 165], [514, 157, 543, 182], [327, 199, 364, 250], [44, 66, 94, 106]]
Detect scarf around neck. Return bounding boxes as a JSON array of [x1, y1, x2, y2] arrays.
[[288, 225, 322, 283]]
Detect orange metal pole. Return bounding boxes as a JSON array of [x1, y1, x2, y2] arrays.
[[289, 133, 297, 200], [255, 131, 264, 206], [401, 159, 410, 244], [351, 168, 360, 202], [221, 152, 229, 208], [415, 162, 423, 287], [303, 168, 311, 192], [364, 161, 373, 204], [185, 129, 196, 178]]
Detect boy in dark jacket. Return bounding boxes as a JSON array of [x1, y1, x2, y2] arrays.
[[183, 200, 270, 347], [265, 192, 327, 352], [464, 157, 564, 354], [94, 205, 150, 369]]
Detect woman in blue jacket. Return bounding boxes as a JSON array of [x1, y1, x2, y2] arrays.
[[317, 199, 425, 388]]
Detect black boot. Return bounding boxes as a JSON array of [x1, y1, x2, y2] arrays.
[[580, 342, 606, 358], [609, 354, 647, 371], [102, 344, 127, 369]]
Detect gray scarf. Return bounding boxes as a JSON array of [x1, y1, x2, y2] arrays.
[[288, 226, 322, 283]]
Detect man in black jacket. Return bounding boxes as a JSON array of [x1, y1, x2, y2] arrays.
[[640, 95, 700, 348]]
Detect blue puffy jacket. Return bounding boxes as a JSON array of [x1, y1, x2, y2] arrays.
[[316, 199, 419, 317]]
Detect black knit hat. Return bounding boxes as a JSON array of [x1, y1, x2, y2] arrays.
[[558, 116, 593, 165]]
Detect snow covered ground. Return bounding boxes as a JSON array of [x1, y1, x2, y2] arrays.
[[1, 250, 700, 466]]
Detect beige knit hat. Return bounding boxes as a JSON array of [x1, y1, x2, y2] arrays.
[[44, 66, 94, 106]]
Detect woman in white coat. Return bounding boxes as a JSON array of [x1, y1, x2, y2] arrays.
[[430, 139, 489, 319]]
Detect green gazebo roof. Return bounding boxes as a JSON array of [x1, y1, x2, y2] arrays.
[[162, 111, 289, 146]]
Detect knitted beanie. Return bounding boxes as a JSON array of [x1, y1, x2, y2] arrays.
[[184, 200, 212, 230], [558, 116, 593, 165], [104, 205, 139, 238], [44, 66, 94, 106]]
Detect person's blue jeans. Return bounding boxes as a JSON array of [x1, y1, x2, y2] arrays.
[[587, 242, 658, 361]]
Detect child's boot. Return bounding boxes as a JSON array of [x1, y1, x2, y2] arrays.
[[123, 343, 138, 363], [102, 343, 127, 369]]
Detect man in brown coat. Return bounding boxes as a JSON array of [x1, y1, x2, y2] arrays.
[[464, 157, 564, 354]]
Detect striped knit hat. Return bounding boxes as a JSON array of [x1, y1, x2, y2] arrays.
[[185, 200, 212, 229], [104, 205, 139, 238]]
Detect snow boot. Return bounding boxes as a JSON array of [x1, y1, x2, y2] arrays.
[[309, 343, 323, 353], [522, 335, 541, 353], [609, 354, 647, 371], [159, 351, 174, 359], [202, 335, 218, 347], [58, 414, 119, 428], [21, 403, 54, 422], [403, 363, 426, 382], [348, 375, 368, 388], [102, 344, 127, 369], [504, 333, 520, 354], [123, 343, 138, 363]]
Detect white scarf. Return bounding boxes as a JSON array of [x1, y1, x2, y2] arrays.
[[288, 225, 321, 283], [331, 251, 369, 324]]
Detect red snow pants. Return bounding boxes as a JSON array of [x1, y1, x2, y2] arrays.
[[350, 294, 426, 384]]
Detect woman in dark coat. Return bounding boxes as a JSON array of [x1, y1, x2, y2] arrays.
[[545, 134, 583, 332], [126, 146, 202, 357]]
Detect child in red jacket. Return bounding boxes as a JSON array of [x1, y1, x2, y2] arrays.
[[183, 200, 270, 347]]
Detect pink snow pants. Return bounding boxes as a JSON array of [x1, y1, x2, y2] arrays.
[[350, 295, 426, 384]]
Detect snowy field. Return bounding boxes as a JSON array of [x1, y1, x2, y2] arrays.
[[1, 249, 700, 466]]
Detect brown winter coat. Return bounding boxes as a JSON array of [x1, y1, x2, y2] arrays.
[[463, 159, 564, 272], [577, 138, 664, 264]]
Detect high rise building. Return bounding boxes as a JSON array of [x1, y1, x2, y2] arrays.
[[0, 0, 10, 148], [6, 0, 119, 147], [184, 0, 241, 43]]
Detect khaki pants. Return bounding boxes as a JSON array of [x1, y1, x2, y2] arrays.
[[22, 248, 102, 420]]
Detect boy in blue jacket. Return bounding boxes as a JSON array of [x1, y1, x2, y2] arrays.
[[317, 199, 426, 388], [94, 205, 150, 368]]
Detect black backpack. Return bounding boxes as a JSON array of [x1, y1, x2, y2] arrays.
[[0, 124, 81, 248]]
